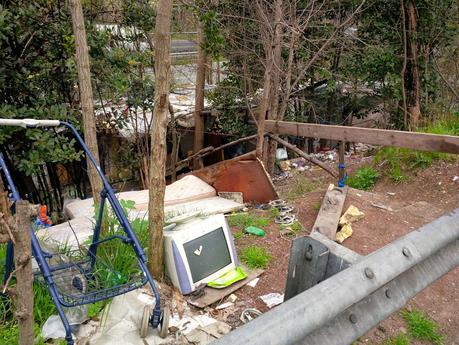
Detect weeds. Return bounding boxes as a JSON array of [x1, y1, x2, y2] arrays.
[[233, 231, 243, 240], [286, 176, 315, 200], [381, 333, 410, 345], [401, 309, 444, 345], [347, 166, 380, 190], [227, 213, 270, 229], [312, 201, 322, 211], [240, 245, 272, 269], [281, 221, 303, 234]]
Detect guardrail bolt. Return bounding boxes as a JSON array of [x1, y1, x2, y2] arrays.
[[402, 247, 411, 258], [364, 267, 375, 279], [385, 289, 392, 299], [349, 314, 358, 324]]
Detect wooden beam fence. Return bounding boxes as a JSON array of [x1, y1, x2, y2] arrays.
[[265, 120, 459, 154]]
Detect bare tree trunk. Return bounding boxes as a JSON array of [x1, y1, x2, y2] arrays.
[[14, 201, 34, 345], [265, 0, 284, 175], [406, 0, 421, 128], [400, 0, 409, 128], [255, 57, 273, 159], [193, 22, 206, 169], [169, 102, 178, 182], [148, 0, 173, 279], [69, 0, 103, 204]]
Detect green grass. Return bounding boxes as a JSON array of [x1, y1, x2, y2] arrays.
[[381, 333, 410, 345], [240, 245, 272, 269], [280, 221, 303, 235], [286, 176, 316, 200], [270, 207, 280, 218], [347, 166, 380, 190], [374, 117, 459, 183], [233, 231, 243, 240], [312, 201, 322, 211], [227, 213, 270, 229], [401, 309, 444, 345]]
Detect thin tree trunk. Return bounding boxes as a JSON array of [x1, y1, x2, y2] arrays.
[[255, 57, 273, 159], [400, 0, 408, 128], [169, 102, 178, 182], [148, 0, 173, 279], [69, 0, 103, 204], [264, 0, 283, 175], [14, 201, 35, 345], [193, 22, 206, 169], [406, 0, 421, 128]]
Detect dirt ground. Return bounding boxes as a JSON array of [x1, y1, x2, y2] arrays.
[[214, 155, 459, 344]]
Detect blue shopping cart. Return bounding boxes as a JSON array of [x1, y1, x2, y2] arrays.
[[0, 119, 168, 344]]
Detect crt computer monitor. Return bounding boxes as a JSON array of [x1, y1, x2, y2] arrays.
[[163, 214, 238, 294]]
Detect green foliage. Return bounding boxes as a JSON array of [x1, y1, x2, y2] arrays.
[[200, 10, 225, 60], [401, 309, 444, 345], [270, 207, 280, 218], [381, 333, 410, 345], [227, 213, 270, 229], [347, 166, 380, 190], [92, 200, 149, 281], [240, 245, 272, 269], [207, 75, 250, 136]]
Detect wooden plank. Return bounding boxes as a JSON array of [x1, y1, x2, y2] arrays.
[[312, 185, 348, 240], [266, 120, 459, 154], [188, 267, 264, 308]]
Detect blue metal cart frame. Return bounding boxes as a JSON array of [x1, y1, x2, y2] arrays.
[[0, 119, 163, 345]]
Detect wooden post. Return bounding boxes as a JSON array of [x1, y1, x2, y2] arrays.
[[69, 0, 103, 204], [148, 0, 173, 279], [193, 22, 206, 169]]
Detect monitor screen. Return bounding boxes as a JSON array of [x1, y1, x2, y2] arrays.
[[183, 227, 232, 283]]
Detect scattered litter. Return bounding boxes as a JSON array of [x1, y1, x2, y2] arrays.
[[275, 214, 296, 225], [247, 278, 259, 288], [240, 308, 262, 323], [453, 176, 459, 182], [276, 147, 288, 160], [279, 227, 295, 236], [387, 192, 396, 196], [227, 294, 238, 303], [184, 321, 231, 344], [339, 205, 365, 224], [260, 293, 284, 308], [336, 224, 353, 244], [207, 267, 248, 289], [42, 315, 71, 340], [279, 160, 291, 172], [244, 226, 266, 237], [356, 193, 362, 197], [336, 205, 365, 243], [371, 202, 394, 212], [216, 302, 234, 310], [169, 314, 217, 335]]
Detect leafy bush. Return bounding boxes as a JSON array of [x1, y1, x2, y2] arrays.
[[240, 245, 272, 269], [347, 166, 380, 190]]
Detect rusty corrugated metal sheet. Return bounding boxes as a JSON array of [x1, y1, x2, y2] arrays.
[[190, 152, 278, 203]]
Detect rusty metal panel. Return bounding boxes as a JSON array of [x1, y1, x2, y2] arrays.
[[191, 152, 278, 203]]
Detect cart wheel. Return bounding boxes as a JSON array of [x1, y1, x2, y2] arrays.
[[140, 305, 151, 338], [159, 307, 170, 339]]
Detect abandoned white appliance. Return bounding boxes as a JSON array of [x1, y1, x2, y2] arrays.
[[163, 214, 238, 294]]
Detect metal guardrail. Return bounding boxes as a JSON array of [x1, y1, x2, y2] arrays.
[[212, 209, 459, 345]]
